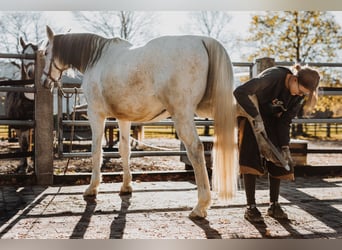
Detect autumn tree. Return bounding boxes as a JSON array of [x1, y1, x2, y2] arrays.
[[247, 11, 341, 63], [73, 11, 155, 45]]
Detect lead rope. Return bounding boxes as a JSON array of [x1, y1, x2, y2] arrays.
[[64, 87, 79, 175]]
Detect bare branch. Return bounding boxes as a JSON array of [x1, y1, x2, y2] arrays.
[[187, 11, 232, 43], [73, 11, 156, 44]]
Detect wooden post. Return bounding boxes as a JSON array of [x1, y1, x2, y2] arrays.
[[34, 50, 54, 185], [252, 57, 275, 76]]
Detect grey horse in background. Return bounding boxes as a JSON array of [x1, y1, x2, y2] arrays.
[[5, 38, 37, 173]]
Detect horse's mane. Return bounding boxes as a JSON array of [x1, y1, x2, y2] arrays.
[[53, 33, 122, 72]]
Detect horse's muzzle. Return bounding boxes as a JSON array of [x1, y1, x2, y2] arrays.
[[42, 78, 54, 91]]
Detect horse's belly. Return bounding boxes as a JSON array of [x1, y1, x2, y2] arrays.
[[106, 98, 167, 122], [113, 110, 169, 122]]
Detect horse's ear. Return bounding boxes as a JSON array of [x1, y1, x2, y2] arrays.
[[46, 25, 54, 41], [19, 37, 26, 48]]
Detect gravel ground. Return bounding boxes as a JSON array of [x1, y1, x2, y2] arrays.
[[1, 138, 342, 239], [1, 177, 342, 239]]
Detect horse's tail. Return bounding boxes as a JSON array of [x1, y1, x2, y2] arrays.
[[202, 38, 238, 200]]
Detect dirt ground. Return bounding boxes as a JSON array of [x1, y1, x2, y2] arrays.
[[1, 137, 342, 175], [1, 176, 342, 239], [0, 138, 185, 175], [1, 138, 342, 239]]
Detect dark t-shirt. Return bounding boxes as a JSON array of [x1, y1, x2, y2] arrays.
[[234, 66, 304, 146]]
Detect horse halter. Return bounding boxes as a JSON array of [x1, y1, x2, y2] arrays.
[[43, 56, 64, 85]]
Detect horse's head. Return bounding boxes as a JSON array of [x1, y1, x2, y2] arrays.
[[20, 37, 37, 80], [40, 26, 65, 90]]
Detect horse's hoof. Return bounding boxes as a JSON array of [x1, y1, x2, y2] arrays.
[[83, 195, 97, 203], [189, 208, 207, 219], [119, 190, 132, 196], [84, 187, 98, 197], [119, 185, 132, 196]]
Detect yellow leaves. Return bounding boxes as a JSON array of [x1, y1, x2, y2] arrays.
[[252, 16, 259, 24], [315, 96, 342, 115], [265, 16, 278, 27], [246, 11, 341, 63]]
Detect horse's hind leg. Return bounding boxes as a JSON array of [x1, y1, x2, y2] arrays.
[[84, 112, 105, 197], [118, 120, 133, 195], [173, 114, 211, 218]]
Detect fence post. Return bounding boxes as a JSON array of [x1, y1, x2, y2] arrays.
[[34, 50, 54, 185], [252, 57, 275, 76]]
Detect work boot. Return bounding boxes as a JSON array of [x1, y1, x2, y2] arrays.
[[244, 204, 263, 222], [267, 202, 288, 219]]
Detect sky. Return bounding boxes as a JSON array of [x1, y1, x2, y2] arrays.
[[0, 10, 341, 61], [49, 11, 342, 34], [46, 11, 342, 62], [44, 11, 252, 60], [48, 11, 253, 35]]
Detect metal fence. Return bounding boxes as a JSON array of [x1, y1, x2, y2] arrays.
[[0, 51, 54, 185], [1, 53, 341, 184]]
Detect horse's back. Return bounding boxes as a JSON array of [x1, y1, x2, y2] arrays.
[[84, 35, 212, 122]]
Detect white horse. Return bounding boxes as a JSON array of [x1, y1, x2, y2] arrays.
[[40, 26, 238, 218]]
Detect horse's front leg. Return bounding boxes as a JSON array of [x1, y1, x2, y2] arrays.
[[84, 114, 105, 197], [118, 120, 133, 195]]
